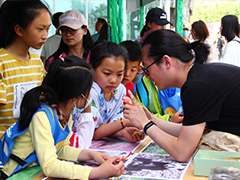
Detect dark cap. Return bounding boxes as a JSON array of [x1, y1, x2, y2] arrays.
[[146, 7, 172, 26]]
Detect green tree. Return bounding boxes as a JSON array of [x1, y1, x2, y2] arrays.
[[190, 0, 240, 23]]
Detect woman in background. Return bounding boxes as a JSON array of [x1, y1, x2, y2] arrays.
[[45, 10, 94, 71], [191, 20, 214, 62], [220, 15, 240, 66]]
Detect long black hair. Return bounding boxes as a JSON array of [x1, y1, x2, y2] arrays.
[[18, 55, 93, 131], [143, 29, 210, 64], [0, 0, 51, 48], [221, 15, 239, 42], [95, 24, 108, 44]]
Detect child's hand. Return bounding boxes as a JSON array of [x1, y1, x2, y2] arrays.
[[121, 117, 134, 127], [77, 149, 109, 164], [121, 127, 145, 142], [89, 156, 124, 179], [122, 96, 132, 105], [170, 110, 184, 123], [91, 151, 110, 164]]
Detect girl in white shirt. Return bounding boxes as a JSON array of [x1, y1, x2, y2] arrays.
[[220, 15, 240, 66]]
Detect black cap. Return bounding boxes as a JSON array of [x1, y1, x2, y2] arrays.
[[146, 7, 172, 26]]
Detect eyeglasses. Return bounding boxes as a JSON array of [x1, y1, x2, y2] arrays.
[[59, 28, 78, 36], [141, 58, 161, 76]]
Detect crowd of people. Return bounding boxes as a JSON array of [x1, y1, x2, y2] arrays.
[[0, 0, 239, 179]]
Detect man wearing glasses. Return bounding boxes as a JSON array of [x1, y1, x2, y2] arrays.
[[134, 8, 183, 124]]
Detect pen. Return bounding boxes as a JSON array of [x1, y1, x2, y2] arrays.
[[118, 152, 132, 161]]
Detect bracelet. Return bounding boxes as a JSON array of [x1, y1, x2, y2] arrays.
[[120, 118, 124, 128], [143, 121, 156, 135]]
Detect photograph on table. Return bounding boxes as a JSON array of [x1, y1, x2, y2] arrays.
[[123, 153, 192, 180], [141, 141, 167, 155], [89, 136, 149, 152]]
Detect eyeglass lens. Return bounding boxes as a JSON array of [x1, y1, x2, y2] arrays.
[[60, 28, 76, 36], [141, 59, 160, 76]]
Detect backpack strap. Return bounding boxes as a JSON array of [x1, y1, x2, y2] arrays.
[[232, 39, 240, 43], [9, 154, 26, 166], [135, 76, 149, 109], [0, 103, 56, 179], [0, 120, 28, 169], [0, 170, 8, 179], [40, 103, 56, 134]]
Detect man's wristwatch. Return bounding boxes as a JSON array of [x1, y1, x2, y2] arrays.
[[143, 121, 156, 135]]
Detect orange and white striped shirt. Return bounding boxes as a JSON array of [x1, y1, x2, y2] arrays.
[[0, 48, 46, 137]]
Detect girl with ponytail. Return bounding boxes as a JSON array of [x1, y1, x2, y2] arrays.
[[1, 55, 124, 179]]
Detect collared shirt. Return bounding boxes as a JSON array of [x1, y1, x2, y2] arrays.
[[90, 82, 126, 128]]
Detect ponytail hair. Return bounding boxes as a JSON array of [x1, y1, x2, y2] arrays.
[[143, 29, 210, 64], [188, 41, 210, 64], [19, 55, 93, 131]]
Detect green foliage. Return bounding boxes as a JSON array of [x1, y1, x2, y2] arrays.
[[88, 3, 107, 26], [190, 0, 240, 23], [72, 0, 107, 27]]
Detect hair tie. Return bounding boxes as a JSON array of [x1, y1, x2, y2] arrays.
[[59, 54, 64, 61], [187, 43, 192, 50]]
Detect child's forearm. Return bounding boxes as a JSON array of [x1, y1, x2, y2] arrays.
[[111, 130, 122, 138], [93, 119, 124, 140]]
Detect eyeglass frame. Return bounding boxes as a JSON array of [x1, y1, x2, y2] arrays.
[[59, 28, 78, 36], [141, 57, 162, 76]]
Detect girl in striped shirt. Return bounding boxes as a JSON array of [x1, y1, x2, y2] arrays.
[[0, 0, 51, 137]]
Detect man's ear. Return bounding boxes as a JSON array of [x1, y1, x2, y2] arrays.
[[14, 25, 24, 37], [162, 55, 172, 70], [147, 21, 152, 29]]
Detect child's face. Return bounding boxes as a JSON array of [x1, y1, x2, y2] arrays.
[[122, 60, 139, 86], [94, 57, 125, 94], [22, 9, 51, 49]]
